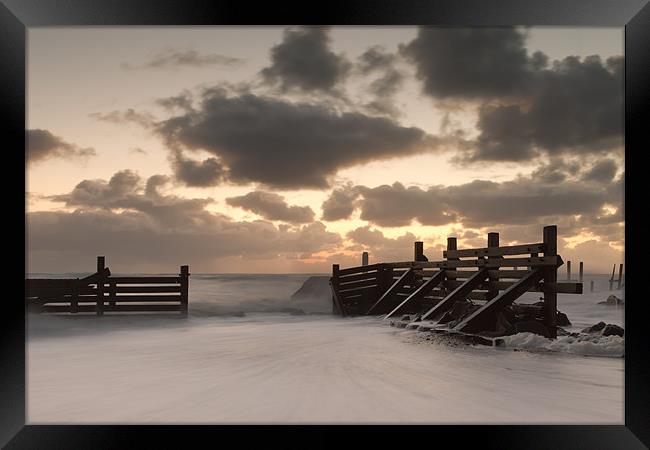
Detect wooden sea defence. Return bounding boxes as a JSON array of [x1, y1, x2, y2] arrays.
[[330, 225, 582, 339], [26, 257, 190, 316]]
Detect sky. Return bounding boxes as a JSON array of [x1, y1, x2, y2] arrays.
[[26, 26, 624, 273]]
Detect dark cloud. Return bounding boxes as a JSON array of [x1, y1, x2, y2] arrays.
[[260, 27, 351, 93], [321, 184, 360, 221], [226, 191, 315, 224], [582, 158, 618, 183], [157, 90, 444, 189], [356, 182, 455, 227], [466, 55, 623, 162], [121, 48, 243, 70], [27, 129, 96, 164], [172, 155, 226, 187], [156, 93, 194, 112], [400, 27, 535, 100], [328, 170, 621, 244]]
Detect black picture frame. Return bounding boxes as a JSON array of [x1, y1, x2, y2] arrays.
[[2, 0, 649, 448]]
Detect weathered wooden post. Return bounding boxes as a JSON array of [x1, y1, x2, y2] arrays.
[[96, 256, 105, 316], [617, 263, 623, 289], [590, 280, 595, 292], [579, 261, 584, 284], [71, 279, 79, 314], [445, 237, 458, 295], [609, 264, 616, 290], [566, 260, 572, 281], [486, 232, 500, 301], [543, 226, 557, 338], [362, 252, 369, 266], [332, 264, 341, 315], [180, 265, 190, 317], [414, 241, 426, 261]]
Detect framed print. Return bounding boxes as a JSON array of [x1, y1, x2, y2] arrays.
[[2, 0, 649, 447]]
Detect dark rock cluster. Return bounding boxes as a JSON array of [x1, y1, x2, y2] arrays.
[[582, 321, 624, 337]]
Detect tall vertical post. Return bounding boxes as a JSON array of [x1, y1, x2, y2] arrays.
[[96, 256, 105, 316], [362, 252, 369, 267], [332, 264, 341, 315], [609, 264, 616, 290], [414, 242, 425, 261], [590, 280, 594, 292], [180, 265, 190, 317], [617, 264, 624, 289], [543, 226, 557, 338], [486, 232, 500, 301], [445, 237, 457, 295], [71, 279, 79, 314], [567, 260, 572, 281], [579, 261, 584, 284]]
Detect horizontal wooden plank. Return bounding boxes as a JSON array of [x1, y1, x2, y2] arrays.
[[111, 286, 181, 294], [110, 295, 181, 302], [387, 255, 561, 269], [338, 272, 379, 284], [40, 304, 181, 313], [444, 269, 532, 279], [108, 277, 181, 284], [339, 285, 378, 298], [444, 243, 545, 259], [337, 278, 379, 291], [337, 264, 382, 276]]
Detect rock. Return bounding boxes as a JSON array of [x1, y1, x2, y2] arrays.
[[602, 324, 624, 337], [557, 311, 572, 326], [557, 327, 571, 336], [290, 276, 332, 312], [514, 320, 551, 338], [582, 321, 606, 333], [400, 315, 412, 322]]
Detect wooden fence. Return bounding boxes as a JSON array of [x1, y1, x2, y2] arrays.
[[330, 225, 582, 338], [26, 257, 189, 316]]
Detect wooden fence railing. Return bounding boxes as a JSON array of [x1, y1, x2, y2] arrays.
[[330, 225, 582, 338], [26, 257, 189, 316]]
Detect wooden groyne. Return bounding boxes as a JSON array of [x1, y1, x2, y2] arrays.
[[330, 225, 582, 339], [26, 257, 189, 316]]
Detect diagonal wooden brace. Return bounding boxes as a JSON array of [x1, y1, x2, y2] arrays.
[[384, 270, 446, 320], [366, 268, 414, 315], [420, 268, 490, 321]]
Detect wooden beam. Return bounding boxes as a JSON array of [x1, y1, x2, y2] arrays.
[[337, 263, 382, 276], [543, 225, 558, 338], [443, 242, 545, 259], [96, 256, 105, 316], [362, 252, 369, 266], [420, 268, 489, 321], [366, 268, 414, 315], [385, 255, 562, 269], [454, 269, 546, 334], [384, 271, 446, 320]]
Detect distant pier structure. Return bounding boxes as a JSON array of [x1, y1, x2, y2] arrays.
[[331, 226, 583, 339]]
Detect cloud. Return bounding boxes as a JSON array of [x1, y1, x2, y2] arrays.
[[31, 171, 342, 271], [357, 46, 405, 117], [172, 154, 226, 187], [321, 184, 360, 221], [346, 226, 419, 262], [400, 28, 623, 162], [400, 27, 535, 100], [466, 55, 623, 162], [88, 108, 157, 128], [226, 191, 315, 224], [121, 48, 243, 70], [27, 129, 96, 164], [157, 89, 444, 189], [260, 27, 351, 93], [582, 158, 618, 183], [325, 169, 622, 245], [129, 147, 148, 155]]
